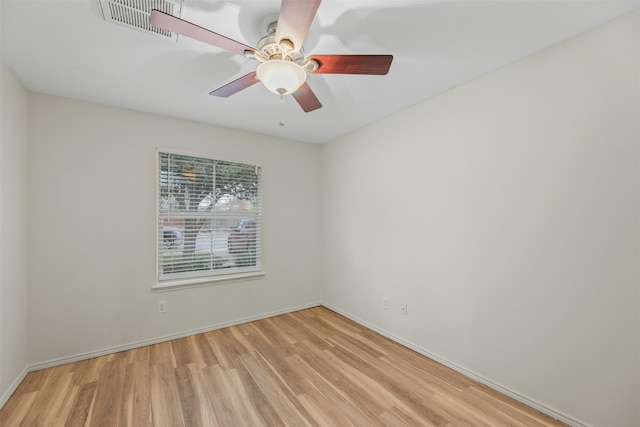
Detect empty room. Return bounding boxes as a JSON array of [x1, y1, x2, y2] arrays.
[[1, 1, 639, 426]]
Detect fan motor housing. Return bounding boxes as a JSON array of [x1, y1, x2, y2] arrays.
[[256, 22, 305, 64]]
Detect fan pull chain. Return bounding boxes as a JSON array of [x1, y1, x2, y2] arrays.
[[278, 89, 285, 126]]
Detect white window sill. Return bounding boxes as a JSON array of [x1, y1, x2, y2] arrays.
[[153, 271, 266, 292]]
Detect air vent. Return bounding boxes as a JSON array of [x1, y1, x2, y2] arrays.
[[98, 0, 183, 41]]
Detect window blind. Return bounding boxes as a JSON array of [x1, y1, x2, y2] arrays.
[[158, 151, 262, 282]]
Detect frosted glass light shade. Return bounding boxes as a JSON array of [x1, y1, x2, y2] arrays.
[[256, 60, 306, 95]]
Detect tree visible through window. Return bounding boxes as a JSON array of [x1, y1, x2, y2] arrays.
[[158, 151, 262, 282]]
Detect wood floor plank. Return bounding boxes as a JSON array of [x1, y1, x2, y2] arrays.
[[225, 365, 266, 426], [0, 307, 568, 427], [148, 341, 176, 367], [329, 335, 479, 426], [125, 343, 150, 365], [289, 346, 386, 419], [214, 364, 263, 427], [71, 355, 109, 387], [13, 365, 73, 426], [184, 363, 220, 427], [171, 336, 198, 368], [121, 361, 152, 427], [203, 329, 241, 371], [10, 369, 49, 395], [65, 382, 97, 427], [323, 346, 452, 426], [46, 377, 79, 425], [231, 358, 285, 426], [0, 391, 37, 426], [237, 351, 316, 427], [466, 384, 562, 427], [149, 362, 185, 427], [194, 332, 219, 367], [287, 353, 381, 426], [89, 357, 127, 427]]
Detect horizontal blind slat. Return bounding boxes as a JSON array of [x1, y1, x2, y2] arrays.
[[158, 151, 262, 282]]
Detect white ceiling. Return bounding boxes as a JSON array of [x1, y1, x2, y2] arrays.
[[2, 0, 639, 144]]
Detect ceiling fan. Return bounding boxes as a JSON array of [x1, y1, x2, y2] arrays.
[[149, 0, 393, 112]]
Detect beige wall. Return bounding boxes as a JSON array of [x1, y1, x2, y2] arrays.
[[0, 65, 30, 405], [321, 11, 639, 427], [26, 94, 323, 366]]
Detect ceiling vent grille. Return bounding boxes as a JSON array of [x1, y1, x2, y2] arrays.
[[98, 0, 183, 41]]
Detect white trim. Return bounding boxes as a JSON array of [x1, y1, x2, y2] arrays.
[[28, 301, 322, 371], [0, 366, 28, 409], [321, 303, 589, 427], [153, 271, 266, 292], [155, 148, 264, 289], [6, 301, 588, 427]]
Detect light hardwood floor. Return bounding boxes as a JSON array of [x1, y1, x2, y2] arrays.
[[1, 306, 566, 426]]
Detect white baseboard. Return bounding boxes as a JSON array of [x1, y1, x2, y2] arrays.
[[28, 301, 322, 372], [0, 366, 28, 409], [321, 303, 589, 427], [5, 300, 587, 427]]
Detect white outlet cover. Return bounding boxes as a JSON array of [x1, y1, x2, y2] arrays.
[[401, 304, 408, 316]]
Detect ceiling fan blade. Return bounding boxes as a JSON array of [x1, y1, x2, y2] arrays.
[[150, 9, 255, 57], [209, 72, 259, 97], [292, 82, 322, 112], [275, 0, 322, 53], [308, 55, 393, 75]]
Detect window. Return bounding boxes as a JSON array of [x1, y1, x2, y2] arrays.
[[157, 151, 262, 286]]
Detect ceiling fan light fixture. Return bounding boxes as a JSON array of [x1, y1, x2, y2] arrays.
[[256, 59, 306, 95]]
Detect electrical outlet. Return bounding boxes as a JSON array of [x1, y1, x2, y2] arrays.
[[157, 300, 167, 314], [382, 296, 389, 309], [400, 303, 408, 316]]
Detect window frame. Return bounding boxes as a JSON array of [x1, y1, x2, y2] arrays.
[[153, 149, 264, 291]]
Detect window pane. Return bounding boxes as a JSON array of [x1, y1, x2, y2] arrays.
[[158, 152, 262, 282]]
